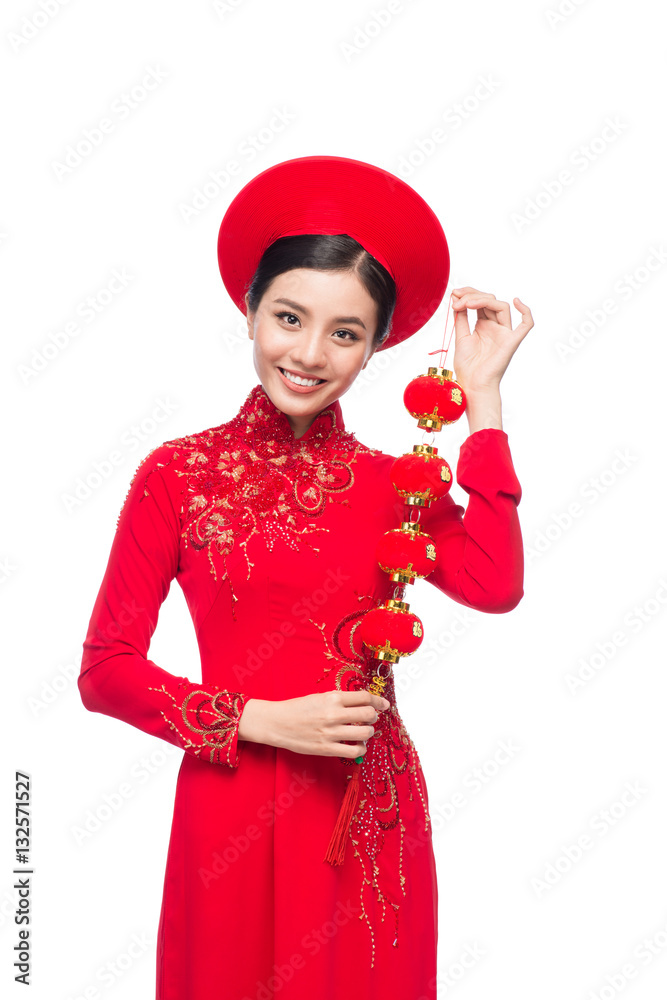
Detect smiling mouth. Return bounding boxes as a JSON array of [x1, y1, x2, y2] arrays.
[[278, 367, 327, 387]]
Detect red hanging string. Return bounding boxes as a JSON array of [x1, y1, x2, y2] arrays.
[[428, 291, 456, 367]]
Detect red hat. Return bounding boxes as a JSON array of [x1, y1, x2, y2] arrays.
[[217, 155, 450, 352]]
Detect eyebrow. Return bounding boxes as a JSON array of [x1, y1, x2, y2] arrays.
[[271, 297, 367, 331]]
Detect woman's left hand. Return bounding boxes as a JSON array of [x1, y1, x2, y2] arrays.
[[450, 288, 534, 394]]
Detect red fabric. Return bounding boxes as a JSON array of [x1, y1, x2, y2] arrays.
[[78, 383, 523, 1000]]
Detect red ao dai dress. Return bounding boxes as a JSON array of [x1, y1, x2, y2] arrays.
[[78, 382, 524, 1000]]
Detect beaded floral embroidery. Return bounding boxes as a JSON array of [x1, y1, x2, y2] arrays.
[[310, 602, 432, 968], [147, 680, 247, 766], [126, 384, 378, 620]]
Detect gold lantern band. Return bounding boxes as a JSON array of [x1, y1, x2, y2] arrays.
[[374, 641, 401, 663], [384, 598, 410, 612], [398, 521, 422, 535], [403, 494, 429, 507]]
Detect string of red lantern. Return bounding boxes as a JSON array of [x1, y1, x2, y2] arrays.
[[324, 365, 468, 866]]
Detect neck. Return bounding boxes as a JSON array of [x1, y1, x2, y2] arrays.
[[248, 382, 348, 446], [286, 413, 316, 439]]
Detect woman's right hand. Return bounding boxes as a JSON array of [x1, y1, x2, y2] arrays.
[[237, 690, 391, 758]]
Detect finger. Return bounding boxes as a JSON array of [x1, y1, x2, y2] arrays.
[[511, 299, 535, 340], [337, 722, 375, 741], [332, 741, 368, 759], [513, 297, 534, 326], [345, 705, 380, 723], [463, 298, 513, 332], [338, 704, 386, 728], [337, 690, 389, 709], [453, 296, 472, 340], [451, 286, 487, 298], [370, 693, 391, 711], [337, 689, 375, 705], [452, 293, 508, 320], [482, 299, 511, 328]]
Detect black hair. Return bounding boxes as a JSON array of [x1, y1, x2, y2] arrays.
[[244, 234, 396, 349]]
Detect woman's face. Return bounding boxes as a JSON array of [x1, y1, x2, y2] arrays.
[[245, 268, 379, 438]]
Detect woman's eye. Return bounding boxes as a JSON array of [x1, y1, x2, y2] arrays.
[[275, 312, 358, 341], [275, 311, 299, 325]]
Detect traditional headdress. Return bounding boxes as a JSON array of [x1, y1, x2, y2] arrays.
[[217, 154, 450, 350]]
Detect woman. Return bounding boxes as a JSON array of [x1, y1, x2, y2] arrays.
[[78, 155, 533, 1000]]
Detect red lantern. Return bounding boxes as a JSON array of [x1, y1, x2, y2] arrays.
[[358, 599, 424, 662], [404, 366, 467, 430], [325, 352, 466, 869], [375, 523, 437, 583], [390, 444, 452, 507]]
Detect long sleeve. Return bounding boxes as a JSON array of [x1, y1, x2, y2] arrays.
[[419, 427, 524, 613], [78, 448, 250, 766]]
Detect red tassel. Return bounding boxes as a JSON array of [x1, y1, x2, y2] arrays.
[[323, 762, 361, 866]]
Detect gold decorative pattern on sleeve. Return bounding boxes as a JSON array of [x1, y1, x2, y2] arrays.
[[148, 682, 247, 767]]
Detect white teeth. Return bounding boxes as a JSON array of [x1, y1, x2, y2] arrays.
[[280, 368, 323, 387]]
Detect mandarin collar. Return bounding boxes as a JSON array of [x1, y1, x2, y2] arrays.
[[239, 383, 347, 454]]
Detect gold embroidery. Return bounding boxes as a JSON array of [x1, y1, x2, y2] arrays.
[[132, 385, 378, 620], [148, 683, 247, 766], [310, 605, 431, 967]]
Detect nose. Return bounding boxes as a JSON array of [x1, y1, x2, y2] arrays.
[[289, 332, 328, 373]]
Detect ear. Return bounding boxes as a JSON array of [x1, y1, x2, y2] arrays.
[[245, 293, 254, 339], [361, 344, 377, 370]]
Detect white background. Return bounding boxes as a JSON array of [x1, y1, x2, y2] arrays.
[[2, 0, 666, 997]]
